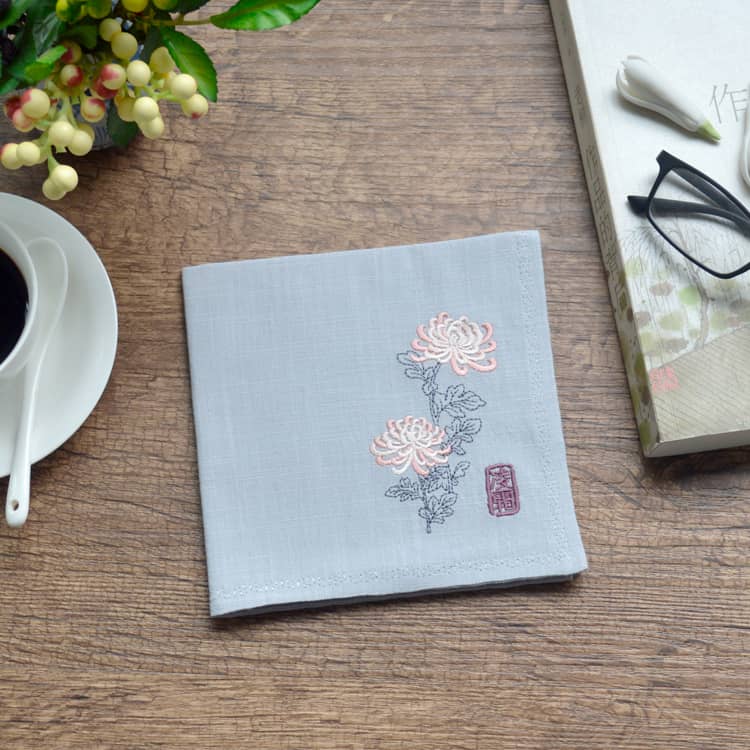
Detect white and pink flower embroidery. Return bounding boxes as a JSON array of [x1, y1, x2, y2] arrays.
[[369, 416, 452, 476], [371, 313, 498, 533], [410, 312, 497, 376]]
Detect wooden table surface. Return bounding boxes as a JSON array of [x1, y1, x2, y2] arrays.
[[2, 1, 749, 747]]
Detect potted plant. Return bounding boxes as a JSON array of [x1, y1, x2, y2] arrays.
[[0, 0, 321, 199]]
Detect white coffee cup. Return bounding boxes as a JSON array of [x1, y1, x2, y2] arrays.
[[0, 220, 40, 380]]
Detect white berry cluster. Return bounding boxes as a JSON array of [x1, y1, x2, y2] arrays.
[[0, 17, 208, 200]]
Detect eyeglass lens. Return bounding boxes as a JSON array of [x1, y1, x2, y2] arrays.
[[649, 167, 750, 276]]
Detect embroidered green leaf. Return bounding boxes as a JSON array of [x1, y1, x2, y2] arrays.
[[418, 492, 457, 533], [385, 477, 420, 503], [452, 461, 470, 482], [210, 0, 321, 30], [442, 384, 486, 418], [444, 416, 482, 455], [422, 466, 453, 495], [397, 351, 424, 380], [421, 378, 437, 396], [463, 418, 481, 435], [159, 27, 217, 101]]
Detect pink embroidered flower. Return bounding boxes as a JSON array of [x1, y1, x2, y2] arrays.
[[370, 416, 452, 476], [411, 312, 497, 376]]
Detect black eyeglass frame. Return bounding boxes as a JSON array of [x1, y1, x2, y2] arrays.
[[627, 150, 750, 280]]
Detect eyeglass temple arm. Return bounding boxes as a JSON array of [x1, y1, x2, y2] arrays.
[[675, 168, 743, 216], [627, 196, 750, 233]]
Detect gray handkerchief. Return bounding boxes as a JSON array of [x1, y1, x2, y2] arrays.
[[183, 231, 587, 616]]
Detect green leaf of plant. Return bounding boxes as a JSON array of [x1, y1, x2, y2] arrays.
[[210, 0, 320, 30], [23, 44, 66, 84], [8, 28, 39, 82], [106, 105, 139, 148], [31, 10, 65, 55], [159, 27, 217, 102], [0, 76, 20, 96], [0, 0, 37, 31], [173, 0, 213, 12], [61, 23, 100, 49]]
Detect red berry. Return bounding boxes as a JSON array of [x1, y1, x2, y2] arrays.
[[3, 95, 21, 120], [11, 109, 35, 132], [60, 41, 82, 65], [100, 63, 127, 90], [93, 77, 119, 100], [20, 88, 51, 119], [81, 96, 106, 123], [59, 64, 84, 88]]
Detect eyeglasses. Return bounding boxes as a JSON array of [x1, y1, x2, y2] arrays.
[[628, 150, 750, 279]]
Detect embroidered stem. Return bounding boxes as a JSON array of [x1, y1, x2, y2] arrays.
[[418, 475, 430, 533], [427, 363, 442, 424]]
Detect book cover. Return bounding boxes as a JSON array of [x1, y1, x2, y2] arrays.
[[551, 0, 750, 456]]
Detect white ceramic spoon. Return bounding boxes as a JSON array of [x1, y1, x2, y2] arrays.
[[6, 238, 68, 528]]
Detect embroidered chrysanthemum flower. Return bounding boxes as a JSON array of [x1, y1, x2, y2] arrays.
[[370, 416, 451, 476], [410, 312, 497, 376]]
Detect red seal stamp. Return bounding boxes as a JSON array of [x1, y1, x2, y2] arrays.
[[485, 464, 520, 517]]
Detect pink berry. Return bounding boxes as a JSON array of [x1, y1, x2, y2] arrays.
[[93, 77, 119, 100], [3, 95, 21, 120], [100, 63, 127, 90], [60, 41, 82, 65], [20, 89, 51, 120], [80, 96, 106, 123], [11, 109, 35, 132], [59, 64, 84, 89]]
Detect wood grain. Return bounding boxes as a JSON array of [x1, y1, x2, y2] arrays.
[[1, 1, 749, 747]]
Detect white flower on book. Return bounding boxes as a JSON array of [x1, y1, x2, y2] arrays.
[[370, 416, 451, 476], [616, 55, 720, 142], [410, 312, 497, 376]]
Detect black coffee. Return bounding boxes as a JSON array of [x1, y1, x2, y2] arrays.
[[0, 249, 28, 364]]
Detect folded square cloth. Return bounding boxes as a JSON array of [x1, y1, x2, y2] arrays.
[[183, 231, 587, 616]]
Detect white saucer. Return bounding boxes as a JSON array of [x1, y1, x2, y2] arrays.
[[0, 193, 118, 477]]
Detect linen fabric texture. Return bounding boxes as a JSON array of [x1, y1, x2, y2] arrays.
[[182, 231, 587, 616]]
